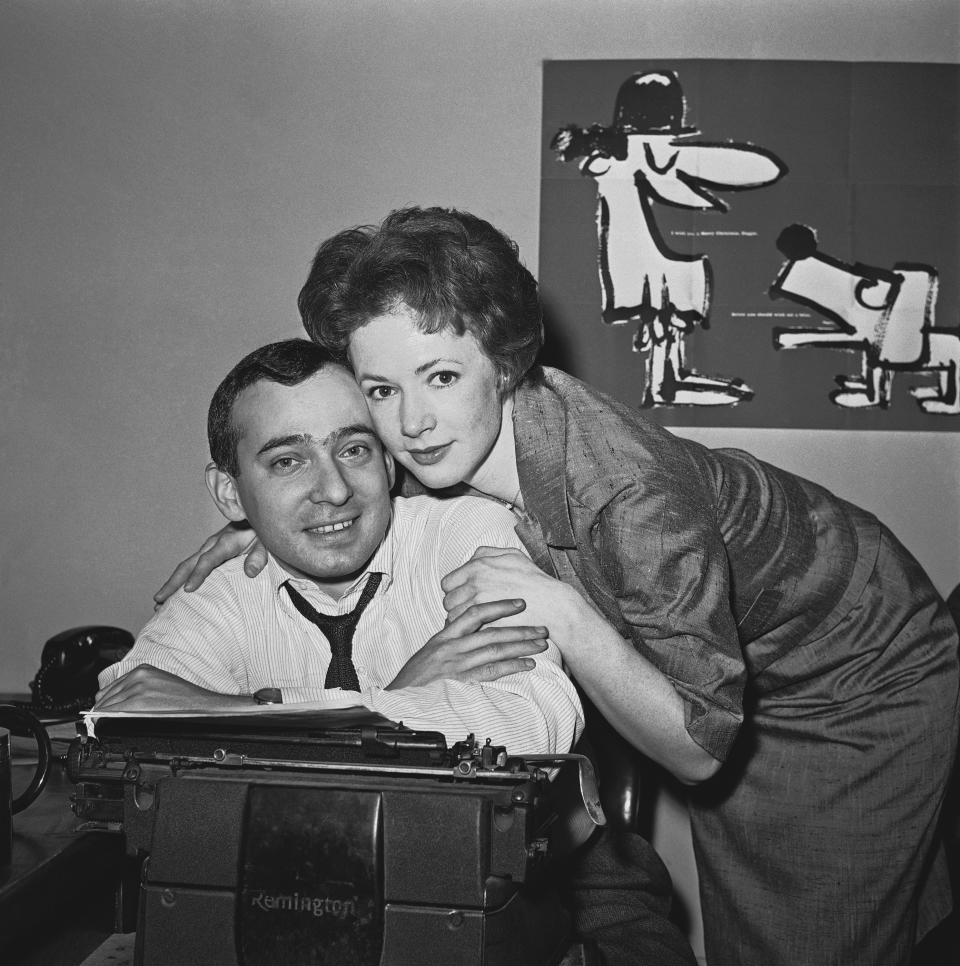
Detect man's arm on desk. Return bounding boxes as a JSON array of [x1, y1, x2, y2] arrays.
[[98, 627, 582, 756], [94, 565, 261, 709], [93, 575, 582, 754], [94, 665, 254, 712], [92, 599, 548, 715], [94, 645, 582, 755]]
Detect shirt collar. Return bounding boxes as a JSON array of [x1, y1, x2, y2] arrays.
[[512, 369, 576, 548], [265, 508, 397, 604]]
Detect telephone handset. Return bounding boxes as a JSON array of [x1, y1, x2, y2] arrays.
[[0, 627, 133, 831], [26, 625, 134, 716]]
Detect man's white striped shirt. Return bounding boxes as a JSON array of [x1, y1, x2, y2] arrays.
[[101, 495, 583, 754]]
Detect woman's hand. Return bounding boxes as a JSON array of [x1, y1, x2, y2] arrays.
[[386, 599, 549, 689], [153, 523, 267, 606], [440, 547, 585, 639]]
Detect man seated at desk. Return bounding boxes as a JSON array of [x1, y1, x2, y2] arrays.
[[94, 338, 583, 754]]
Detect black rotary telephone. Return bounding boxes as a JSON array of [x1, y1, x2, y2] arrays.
[[0, 627, 133, 830], [26, 625, 134, 715]]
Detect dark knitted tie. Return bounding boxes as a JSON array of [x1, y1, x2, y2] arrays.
[[282, 572, 383, 691]]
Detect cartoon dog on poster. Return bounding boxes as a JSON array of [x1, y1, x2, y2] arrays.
[[770, 223, 960, 415], [552, 70, 786, 407]]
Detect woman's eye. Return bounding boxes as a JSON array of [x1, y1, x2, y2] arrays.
[[430, 370, 459, 387], [368, 385, 396, 401]]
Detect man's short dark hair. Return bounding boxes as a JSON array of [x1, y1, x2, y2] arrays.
[[298, 207, 544, 391], [208, 339, 335, 477]]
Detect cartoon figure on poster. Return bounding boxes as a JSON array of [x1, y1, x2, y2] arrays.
[[552, 70, 786, 407], [770, 223, 960, 414]]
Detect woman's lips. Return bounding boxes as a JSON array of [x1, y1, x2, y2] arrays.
[[407, 443, 451, 466]]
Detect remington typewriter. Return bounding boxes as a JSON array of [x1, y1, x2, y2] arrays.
[[68, 710, 603, 966]]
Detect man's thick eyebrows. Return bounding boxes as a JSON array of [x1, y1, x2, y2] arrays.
[[332, 423, 378, 446], [255, 423, 377, 457], [256, 433, 310, 457]]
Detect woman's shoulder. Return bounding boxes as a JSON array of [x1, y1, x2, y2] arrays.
[[526, 366, 679, 441], [523, 366, 713, 492], [526, 365, 621, 407]]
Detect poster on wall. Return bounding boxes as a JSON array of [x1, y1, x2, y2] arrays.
[[539, 60, 960, 430]]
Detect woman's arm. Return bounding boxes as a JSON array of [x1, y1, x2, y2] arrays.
[[153, 522, 267, 605], [441, 548, 721, 784], [552, 598, 722, 784]]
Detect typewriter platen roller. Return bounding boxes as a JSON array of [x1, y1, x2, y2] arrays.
[[69, 711, 603, 966]]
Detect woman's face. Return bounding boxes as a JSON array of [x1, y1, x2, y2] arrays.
[[347, 307, 505, 491]]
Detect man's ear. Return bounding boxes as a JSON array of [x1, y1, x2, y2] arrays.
[[205, 462, 247, 523], [382, 449, 396, 490]]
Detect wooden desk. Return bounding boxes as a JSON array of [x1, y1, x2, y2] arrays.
[[1, 757, 127, 966]]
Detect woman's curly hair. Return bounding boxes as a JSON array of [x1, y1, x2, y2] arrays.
[[298, 206, 543, 390]]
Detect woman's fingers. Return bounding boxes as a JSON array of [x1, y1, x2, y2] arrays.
[[154, 528, 229, 603], [471, 546, 519, 558], [154, 523, 257, 603], [444, 591, 531, 626], [185, 532, 256, 591], [154, 552, 203, 605], [448, 632, 548, 671], [163, 525, 256, 596], [460, 657, 538, 682], [243, 540, 269, 578], [442, 585, 472, 619], [440, 547, 526, 592], [442, 598, 526, 632]]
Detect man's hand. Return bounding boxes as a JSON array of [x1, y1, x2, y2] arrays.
[[94, 665, 255, 712], [153, 523, 268, 606], [386, 600, 549, 690]]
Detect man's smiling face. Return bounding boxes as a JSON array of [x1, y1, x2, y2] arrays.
[[226, 366, 394, 596]]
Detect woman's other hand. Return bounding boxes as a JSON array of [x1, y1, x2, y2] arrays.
[[386, 599, 548, 689], [441, 546, 586, 637], [152, 523, 266, 606]]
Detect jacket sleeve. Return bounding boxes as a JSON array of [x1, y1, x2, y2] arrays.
[[588, 466, 746, 761]]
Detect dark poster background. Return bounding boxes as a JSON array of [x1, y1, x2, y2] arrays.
[[539, 60, 960, 430]]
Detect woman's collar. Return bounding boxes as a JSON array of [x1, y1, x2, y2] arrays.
[[512, 371, 576, 548]]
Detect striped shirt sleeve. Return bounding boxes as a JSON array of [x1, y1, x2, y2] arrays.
[[97, 571, 252, 694], [361, 498, 583, 754]]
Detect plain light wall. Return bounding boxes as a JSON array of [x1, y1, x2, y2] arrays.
[[3, 0, 957, 689], [3, 2, 957, 961]]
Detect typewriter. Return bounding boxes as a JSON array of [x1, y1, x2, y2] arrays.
[[68, 710, 603, 966]]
